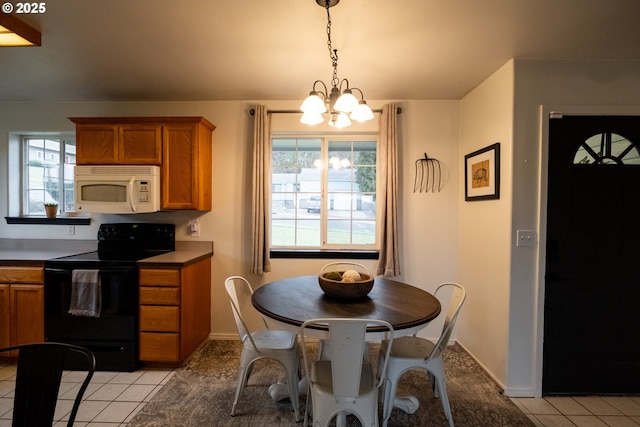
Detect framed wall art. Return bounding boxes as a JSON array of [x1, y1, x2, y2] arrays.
[[464, 142, 500, 201]]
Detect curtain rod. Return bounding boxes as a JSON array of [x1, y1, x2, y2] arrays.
[[249, 107, 402, 116]]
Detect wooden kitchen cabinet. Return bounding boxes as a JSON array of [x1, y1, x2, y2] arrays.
[[0, 267, 45, 350], [162, 120, 214, 210], [72, 119, 163, 165], [138, 257, 211, 364], [70, 116, 215, 210]]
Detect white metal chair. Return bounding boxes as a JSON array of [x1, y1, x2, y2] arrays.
[[300, 317, 394, 427], [379, 282, 466, 427], [224, 276, 301, 422]]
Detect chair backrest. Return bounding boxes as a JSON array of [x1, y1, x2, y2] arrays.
[[300, 318, 394, 403], [0, 342, 95, 427], [430, 283, 466, 359], [224, 276, 269, 348]]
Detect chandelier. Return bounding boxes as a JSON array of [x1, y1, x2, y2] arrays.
[[300, 0, 374, 128]]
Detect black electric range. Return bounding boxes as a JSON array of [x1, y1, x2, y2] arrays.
[[44, 223, 175, 371]]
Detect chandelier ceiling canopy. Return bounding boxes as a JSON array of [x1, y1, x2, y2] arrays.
[[300, 0, 374, 129]]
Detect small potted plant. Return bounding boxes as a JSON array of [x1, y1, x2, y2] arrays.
[[44, 202, 58, 218]]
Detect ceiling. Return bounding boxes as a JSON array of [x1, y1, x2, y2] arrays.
[[1, 0, 640, 103]]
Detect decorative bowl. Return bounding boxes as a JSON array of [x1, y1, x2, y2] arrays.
[[318, 262, 374, 300]]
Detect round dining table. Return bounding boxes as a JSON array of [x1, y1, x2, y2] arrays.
[[252, 275, 441, 340], [252, 275, 442, 419]]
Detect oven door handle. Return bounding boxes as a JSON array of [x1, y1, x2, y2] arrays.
[[129, 176, 136, 213]]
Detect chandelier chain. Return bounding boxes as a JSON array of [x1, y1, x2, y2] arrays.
[[324, 1, 339, 88], [300, 0, 374, 128]]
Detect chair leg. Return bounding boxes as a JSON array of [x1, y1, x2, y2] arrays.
[[231, 354, 254, 416], [312, 398, 332, 427], [231, 367, 248, 416], [381, 373, 400, 427], [430, 369, 454, 427], [285, 359, 301, 422], [244, 363, 254, 386], [304, 387, 312, 426], [358, 400, 378, 427]]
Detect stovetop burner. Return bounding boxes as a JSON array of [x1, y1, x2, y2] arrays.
[[48, 249, 172, 264], [45, 223, 175, 267]]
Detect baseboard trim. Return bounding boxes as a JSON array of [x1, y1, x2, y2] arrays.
[[456, 341, 536, 397], [209, 333, 240, 341]]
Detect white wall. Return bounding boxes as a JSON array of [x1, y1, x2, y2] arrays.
[[0, 99, 461, 343], [457, 61, 515, 389]]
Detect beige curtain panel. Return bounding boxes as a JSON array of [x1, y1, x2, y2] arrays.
[[251, 105, 272, 275], [377, 103, 401, 277]]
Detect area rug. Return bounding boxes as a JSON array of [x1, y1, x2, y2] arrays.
[[127, 340, 534, 426]]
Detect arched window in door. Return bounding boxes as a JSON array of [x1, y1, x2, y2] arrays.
[[573, 132, 640, 165]]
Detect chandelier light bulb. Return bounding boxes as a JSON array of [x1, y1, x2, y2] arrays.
[[329, 112, 351, 128], [350, 101, 375, 122], [301, 111, 325, 125], [333, 89, 359, 113], [300, 92, 327, 114]]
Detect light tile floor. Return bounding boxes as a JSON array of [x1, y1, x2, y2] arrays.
[[0, 361, 175, 427], [3, 356, 640, 427], [512, 396, 640, 427]]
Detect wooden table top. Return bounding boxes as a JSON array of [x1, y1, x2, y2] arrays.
[[252, 275, 441, 334]]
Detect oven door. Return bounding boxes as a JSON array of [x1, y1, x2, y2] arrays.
[[44, 266, 140, 371]]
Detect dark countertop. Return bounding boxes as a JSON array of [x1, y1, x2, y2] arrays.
[[0, 239, 213, 267], [137, 241, 213, 267], [0, 239, 97, 266]]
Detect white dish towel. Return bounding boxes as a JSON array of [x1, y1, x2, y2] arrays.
[[69, 269, 102, 317]]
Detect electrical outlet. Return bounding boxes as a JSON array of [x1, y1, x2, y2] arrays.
[[67, 225, 75, 235], [516, 230, 535, 247], [188, 220, 200, 237]]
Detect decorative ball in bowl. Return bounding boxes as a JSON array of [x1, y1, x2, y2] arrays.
[[318, 269, 374, 300]]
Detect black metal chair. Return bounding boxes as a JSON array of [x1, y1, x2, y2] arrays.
[[0, 342, 95, 427]]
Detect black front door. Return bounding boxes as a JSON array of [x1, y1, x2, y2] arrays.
[[543, 115, 640, 394]]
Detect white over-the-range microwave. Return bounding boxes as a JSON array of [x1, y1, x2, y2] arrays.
[[74, 165, 160, 214]]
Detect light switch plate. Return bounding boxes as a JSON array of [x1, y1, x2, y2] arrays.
[[516, 230, 536, 247]]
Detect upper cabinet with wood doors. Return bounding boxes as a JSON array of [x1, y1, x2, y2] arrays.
[[70, 117, 215, 210], [161, 120, 214, 210], [71, 118, 163, 165]]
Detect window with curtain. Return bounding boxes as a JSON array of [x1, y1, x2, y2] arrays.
[[271, 135, 378, 250], [22, 136, 76, 215]]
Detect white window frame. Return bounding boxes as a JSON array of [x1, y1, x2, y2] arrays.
[[270, 133, 380, 251], [21, 135, 76, 215]]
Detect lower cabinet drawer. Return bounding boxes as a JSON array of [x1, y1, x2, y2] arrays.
[[140, 287, 179, 305], [139, 332, 179, 362], [139, 306, 179, 332], [139, 269, 180, 286], [0, 267, 43, 283]]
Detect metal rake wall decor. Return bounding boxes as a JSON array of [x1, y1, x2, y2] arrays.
[[414, 153, 443, 193]]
